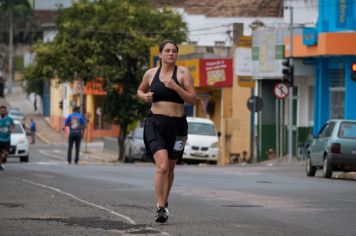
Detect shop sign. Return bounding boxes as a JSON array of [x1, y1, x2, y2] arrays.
[[235, 47, 252, 76], [199, 59, 233, 87], [252, 47, 259, 61], [303, 27, 318, 46], [238, 76, 255, 88], [84, 77, 106, 95], [275, 45, 284, 60]]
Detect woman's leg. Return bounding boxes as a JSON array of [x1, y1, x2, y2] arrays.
[[166, 159, 177, 203], [153, 149, 170, 208]]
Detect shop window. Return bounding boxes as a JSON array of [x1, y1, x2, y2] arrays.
[[329, 69, 345, 119]]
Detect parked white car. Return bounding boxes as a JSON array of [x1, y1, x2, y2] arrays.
[[183, 117, 220, 164], [8, 120, 30, 162], [8, 110, 25, 121]]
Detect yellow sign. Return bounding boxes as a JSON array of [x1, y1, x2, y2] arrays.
[[237, 76, 255, 88], [238, 36, 252, 48]]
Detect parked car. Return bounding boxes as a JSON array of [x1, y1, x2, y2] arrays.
[[306, 119, 356, 178], [8, 110, 25, 121], [124, 126, 147, 163], [183, 117, 220, 164], [9, 107, 21, 112], [8, 120, 30, 162]]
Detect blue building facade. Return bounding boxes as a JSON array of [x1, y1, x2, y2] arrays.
[[296, 0, 356, 134]]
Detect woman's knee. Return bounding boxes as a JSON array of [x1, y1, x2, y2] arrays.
[[156, 164, 169, 175]]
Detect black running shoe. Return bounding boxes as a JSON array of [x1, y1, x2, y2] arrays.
[[155, 207, 168, 223], [0, 164, 4, 171]]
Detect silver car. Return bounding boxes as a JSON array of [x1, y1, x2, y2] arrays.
[[306, 119, 356, 178], [124, 126, 147, 162]]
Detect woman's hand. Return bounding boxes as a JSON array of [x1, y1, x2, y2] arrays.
[[143, 92, 154, 103], [162, 78, 177, 90]]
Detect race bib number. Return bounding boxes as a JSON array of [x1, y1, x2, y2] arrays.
[[173, 136, 187, 151]]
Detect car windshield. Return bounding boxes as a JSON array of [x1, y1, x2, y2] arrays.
[[338, 122, 356, 139], [12, 124, 24, 134], [10, 111, 24, 117], [188, 122, 216, 136], [134, 128, 144, 139]]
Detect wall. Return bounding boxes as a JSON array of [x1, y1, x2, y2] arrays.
[[30, 0, 73, 10], [49, 79, 63, 131]]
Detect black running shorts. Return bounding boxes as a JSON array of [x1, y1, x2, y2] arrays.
[[0, 141, 10, 152], [144, 112, 188, 160]]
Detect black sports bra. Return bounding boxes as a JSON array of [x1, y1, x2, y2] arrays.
[[151, 66, 184, 104]]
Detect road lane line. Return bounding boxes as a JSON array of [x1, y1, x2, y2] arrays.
[[22, 179, 136, 225]]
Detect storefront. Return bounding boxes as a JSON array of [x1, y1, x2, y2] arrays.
[[49, 79, 119, 142], [285, 0, 356, 135]]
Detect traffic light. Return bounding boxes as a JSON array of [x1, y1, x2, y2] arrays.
[[59, 100, 63, 109], [352, 63, 356, 81], [281, 59, 294, 86]]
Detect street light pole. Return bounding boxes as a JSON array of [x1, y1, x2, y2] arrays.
[[8, 0, 13, 94], [288, 6, 294, 163]]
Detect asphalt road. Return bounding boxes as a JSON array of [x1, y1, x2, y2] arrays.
[[1, 144, 356, 236]]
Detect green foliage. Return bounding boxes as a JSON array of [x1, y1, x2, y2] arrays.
[[0, 0, 37, 35], [23, 0, 187, 160]]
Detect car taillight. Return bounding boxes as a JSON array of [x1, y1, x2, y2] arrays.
[[331, 143, 341, 154]]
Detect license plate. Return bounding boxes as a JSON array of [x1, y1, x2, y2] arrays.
[[192, 152, 206, 157], [352, 149, 356, 155]]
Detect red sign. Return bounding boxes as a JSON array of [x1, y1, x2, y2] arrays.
[[199, 58, 233, 87], [83, 77, 106, 95], [274, 83, 289, 99]]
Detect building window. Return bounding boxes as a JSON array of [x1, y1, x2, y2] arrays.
[[329, 69, 345, 119], [214, 41, 225, 46], [308, 86, 314, 126]]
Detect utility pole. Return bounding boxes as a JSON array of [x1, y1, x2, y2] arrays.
[[287, 6, 294, 163], [8, 0, 13, 94]]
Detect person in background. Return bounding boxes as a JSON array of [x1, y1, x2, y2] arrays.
[[137, 40, 196, 223], [63, 106, 86, 165], [30, 118, 36, 144], [0, 106, 15, 171]]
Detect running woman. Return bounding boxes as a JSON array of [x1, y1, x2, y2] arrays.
[[137, 40, 196, 223]]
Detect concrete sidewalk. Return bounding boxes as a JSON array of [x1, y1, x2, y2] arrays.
[[2, 86, 118, 164]]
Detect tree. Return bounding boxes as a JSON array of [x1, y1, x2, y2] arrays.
[[0, 0, 38, 93], [23, 0, 187, 161]]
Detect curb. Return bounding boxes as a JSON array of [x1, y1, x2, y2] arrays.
[[36, 132, 52, 144]]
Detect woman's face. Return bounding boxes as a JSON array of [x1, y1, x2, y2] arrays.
[[160, 43, 178, 65]]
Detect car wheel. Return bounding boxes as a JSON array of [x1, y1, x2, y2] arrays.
[[124, 149, 134, 163], [323, 156, 333, 178], [306, 157, 316, 177], [20, 155, 29, 162]]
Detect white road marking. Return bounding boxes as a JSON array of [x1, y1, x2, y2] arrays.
[[35, 161, 64, 165], [38, 149, 65, 160], [22, 179, 136, 225]]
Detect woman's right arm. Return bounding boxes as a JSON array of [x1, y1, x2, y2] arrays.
[[137, 69, 154, 103]]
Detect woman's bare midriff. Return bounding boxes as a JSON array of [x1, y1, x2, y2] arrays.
[[151, 102, 185, 117]]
